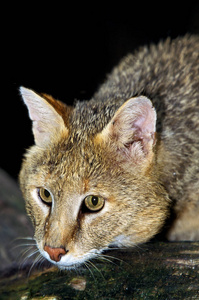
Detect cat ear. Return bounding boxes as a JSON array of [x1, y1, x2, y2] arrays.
[[20, 87, 68, 147], [97, 96, 157, 166]]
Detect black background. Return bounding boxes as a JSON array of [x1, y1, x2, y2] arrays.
[[2, 3, 199, 179]]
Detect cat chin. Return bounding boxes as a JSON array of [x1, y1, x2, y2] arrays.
[[39, 247, 104, 270], [58, 261, 87, 270]]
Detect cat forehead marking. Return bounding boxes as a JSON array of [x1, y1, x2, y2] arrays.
[[83, 179, 90, 194]]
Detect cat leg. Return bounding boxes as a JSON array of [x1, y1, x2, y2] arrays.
[[167, 189, 199, 241]]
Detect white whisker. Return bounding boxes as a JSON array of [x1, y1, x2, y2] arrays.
[[18, 246, 35, 261], [14, 236, 35, 241], [12, 243, 36, 251], [107, 246, 127, 251], [19, 248, 39, 270], [11, 236, 39, 275], [26, 249, 40, 259], [97, 255, 116, 264], [95, 252, 132, 271], [87, 259, 105, 280], [97, 255, 120, 268], [37, 256, 47, 270], [28, 253, 43, 277], [98, 253, 124, 263], [84, 261, 96, 281]]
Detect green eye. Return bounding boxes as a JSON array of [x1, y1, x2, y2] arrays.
[[84, 195, 105, 212], [38, 187, 52, 204]]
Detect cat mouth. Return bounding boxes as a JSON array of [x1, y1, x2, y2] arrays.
[[41, 248, 102, 270], [48, 256, 96, 271], [43, 255, 85, 270]]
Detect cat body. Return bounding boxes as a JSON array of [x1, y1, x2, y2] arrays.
[[19, 35, 199, 269]]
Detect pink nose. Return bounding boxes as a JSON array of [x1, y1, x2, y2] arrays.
[[44, 245, 67, 262]]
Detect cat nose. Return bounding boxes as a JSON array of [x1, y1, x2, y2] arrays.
[[44, 245, 68, 262]]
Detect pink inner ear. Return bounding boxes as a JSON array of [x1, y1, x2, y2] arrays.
[[109, 96, 157, 161], [29, 110, 41, 122], [133, 103, 156, 135], [20, 87, 69, 147]]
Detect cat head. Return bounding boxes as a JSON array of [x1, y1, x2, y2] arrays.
[[19, 87, 169, 269]]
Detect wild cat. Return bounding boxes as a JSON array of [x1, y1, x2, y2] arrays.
[[19, 35, 199, 269]]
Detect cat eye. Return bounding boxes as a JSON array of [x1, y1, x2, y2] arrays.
[[38, 187, 52, 205], [84, 195, 105, 212]]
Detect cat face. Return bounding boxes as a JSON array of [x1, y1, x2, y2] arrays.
[[19, 87, 169, 269]]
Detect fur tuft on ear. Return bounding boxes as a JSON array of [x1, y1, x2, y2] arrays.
[[97, 96, 157, 165], [20, 87, 68, 147]]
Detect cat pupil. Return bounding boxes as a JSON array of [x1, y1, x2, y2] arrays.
[[44, 189, 50, 198], [92, 196, 98, 206]]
